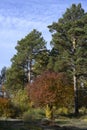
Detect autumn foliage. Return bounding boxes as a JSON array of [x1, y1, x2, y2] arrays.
[[28, 71, 74, 108], [0, 97, 11, 117]]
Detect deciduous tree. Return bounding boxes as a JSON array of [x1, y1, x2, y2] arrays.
[[28, 71, 73, 118]]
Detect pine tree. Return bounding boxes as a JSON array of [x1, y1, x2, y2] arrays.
[[48, 3, 87, 115], [5, 29, 49, 91]]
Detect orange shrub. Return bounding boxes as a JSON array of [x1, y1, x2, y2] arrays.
[[0, 97, 17, 118], [27, 71, 74, 108]]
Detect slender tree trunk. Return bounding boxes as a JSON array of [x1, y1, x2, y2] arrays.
[[27, 59, 32, 83], [28, 69, 31, 83], [28, 60, 32, 83], [72, 37, 79, 115], [73, 74, 79, 115]]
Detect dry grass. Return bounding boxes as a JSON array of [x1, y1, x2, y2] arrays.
[[54, 115, 87, 129]]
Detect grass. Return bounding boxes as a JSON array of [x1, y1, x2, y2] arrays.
[[0, 120, 42, 130], [0, 115, 87, 130], [1, 108, 87, 130], [54, 114, 87, 129]]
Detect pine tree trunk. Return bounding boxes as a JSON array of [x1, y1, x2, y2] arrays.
[[72, 37, 79, 115], [27, 60, 32, 83], [73, 74, 79, 115]]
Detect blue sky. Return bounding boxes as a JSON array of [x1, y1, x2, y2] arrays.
[[0, 0, 87, 70]]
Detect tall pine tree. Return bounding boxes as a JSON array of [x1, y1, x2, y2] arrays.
[[5, 29, 49, 91], [48, 3, 87, 114]]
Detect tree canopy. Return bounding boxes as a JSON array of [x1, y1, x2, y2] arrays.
[[48, 3, 87, 114], [3, 3, 87, 115], [5, 29, 49, 90]]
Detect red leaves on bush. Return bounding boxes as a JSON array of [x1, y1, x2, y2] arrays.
[[27, 71, 74, 107]]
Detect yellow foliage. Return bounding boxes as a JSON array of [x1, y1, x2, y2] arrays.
[[45, 104, 53, 119], [56, 107, 69, 115]]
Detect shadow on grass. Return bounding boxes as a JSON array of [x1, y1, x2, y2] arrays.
[[0, 120, 42, 130], [59, 112, 87, 119], [0, 119, 87, 130]]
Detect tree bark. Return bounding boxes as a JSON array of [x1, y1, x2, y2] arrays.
[[28, 60, 32, 83], [72, 37, 79, 115], [73, 74, 79, 115]]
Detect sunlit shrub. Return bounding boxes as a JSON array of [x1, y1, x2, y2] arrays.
[[0, 98, 13, 118], [79, 107, 87, 114], [23, 108, 45, 121], [0, 97, 22, 118], [12, 89, 30, 113], [56, 107, 69, 115], [45, 104, 53, 119], [0, 98, 9, 116]]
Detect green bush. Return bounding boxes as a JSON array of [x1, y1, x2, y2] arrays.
[[55, 107, 69, 115], [12, 89, 30, 113], [79, 107, 87, 114], [0, 89, 30, 118], [23, 108, 45, 121]]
